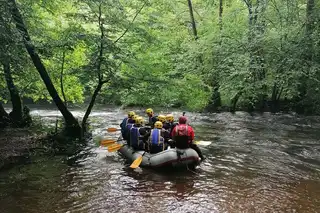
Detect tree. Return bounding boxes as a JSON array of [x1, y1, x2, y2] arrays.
[[8, 0, 81, 135], [187, 0, 198, 40]]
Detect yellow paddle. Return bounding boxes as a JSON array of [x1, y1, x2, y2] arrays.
[[100, 139, 117, 147], [107, 127, 121, 132], [194, 141, 212, 146], [130, 155, 143, 168], [130, 152, 146, 169], [107, 143, 124, 152]]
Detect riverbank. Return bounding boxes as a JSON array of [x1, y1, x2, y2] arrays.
[[0, 128, 46, 170]]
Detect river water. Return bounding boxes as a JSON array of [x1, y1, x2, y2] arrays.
[[0, 107, 320, 213]]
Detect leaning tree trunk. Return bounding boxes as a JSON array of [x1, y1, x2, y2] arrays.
[[60, 50, 67, 106], [9, 0, 81, 135], [82, 81, 106, 131], [187, 0, 198, 40], [0, 102, 11, 128], [2, 61, 23, 125], [81, 3, 107, 131]]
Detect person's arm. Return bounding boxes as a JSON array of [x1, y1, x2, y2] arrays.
[[188, 126, 195, 141], [143, 131, 150, 141], [171, 126, 176, 139], [120, 118, 126, 128], [152, 116, 158, 123], [139, 128, 147, 136]]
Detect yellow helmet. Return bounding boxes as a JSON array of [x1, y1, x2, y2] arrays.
[[132, 115, 139, 121], [128, 111, 135, 118], [166, 114, 174, 122], [135, 116, 144, 125], [157, 114, 166, 123], [146, 108, 153, 115], [154, 121, 163, 129]]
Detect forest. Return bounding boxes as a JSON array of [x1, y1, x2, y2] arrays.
[[0, 0, 319, 134]]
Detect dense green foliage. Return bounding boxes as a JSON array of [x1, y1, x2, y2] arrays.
[[0, 0, 319, 113]]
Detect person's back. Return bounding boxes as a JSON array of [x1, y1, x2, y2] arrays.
[[145, 108, 158, 127], [124, 115, 138, 144], [120, 111, 135, 139], [171, 116, 205, 161], [149, 121, 166, 154], [173, 124, 193, 149], [171, 116, 194, 149], [164, 114, 178, 137], [130, 117, 147, 150]]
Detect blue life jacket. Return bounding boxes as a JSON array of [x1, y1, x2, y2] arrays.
[[149, 128, 165, 153], [130, 127, 144, 150], [120, 117, 129, 136], [124, 123, 134, 141]]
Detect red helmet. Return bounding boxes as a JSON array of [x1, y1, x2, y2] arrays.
[[178, 116, 187, 124]]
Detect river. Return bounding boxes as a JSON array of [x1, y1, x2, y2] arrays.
[[0, 107, 319, 212]]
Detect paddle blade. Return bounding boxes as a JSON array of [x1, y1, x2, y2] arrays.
[[130, 155, 143, 169], [107, 144, 123, 152], [100, 140, 117, 147], [100, 139, 116, 145], [194, 141, 212, 146], [107, 127, 120, 132]]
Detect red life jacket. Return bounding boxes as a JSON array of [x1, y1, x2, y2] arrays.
[[175, 125, 189, 136], [174, 125, 190, 149]]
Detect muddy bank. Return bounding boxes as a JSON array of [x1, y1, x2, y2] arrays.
[[0, 128, 46, 170]]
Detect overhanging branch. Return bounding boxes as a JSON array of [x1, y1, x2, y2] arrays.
[[114, 2, 147, 44]]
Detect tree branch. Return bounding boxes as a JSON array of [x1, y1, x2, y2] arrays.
[[114, 2, 147, 44]]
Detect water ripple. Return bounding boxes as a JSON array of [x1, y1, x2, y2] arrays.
[[1, 108, 320, 213]]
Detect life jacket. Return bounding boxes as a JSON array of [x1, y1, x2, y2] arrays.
[[148, 116, 157, 127], [169, 122, 178, 137], [164, 122, 177, 136], [149, 128, 165, 153], [130, 127, 144, 150], [163, 122, 170, 130], [124, 123, 134, 141], [174, 124, 190, 149], [120, 117, 129, 135], [148, 116, 153, 124]]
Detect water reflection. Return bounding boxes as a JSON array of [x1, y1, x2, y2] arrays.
[[0, 107, 320, 213]]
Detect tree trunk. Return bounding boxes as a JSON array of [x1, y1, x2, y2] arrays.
[[304, 0, 315, 78], [296, 0, 315, 112], [9, 0, 81, 135], [230, 91, 242, 113], [60, 50, 67, 106], [244, 0, 267, 111], [0, 102, 10, 128], [208, 87, 221, 112], [81, 3, 109, 131], [187, 0, 198, 40], [2, 61, 23, 125], [82, 81, 105, 131]]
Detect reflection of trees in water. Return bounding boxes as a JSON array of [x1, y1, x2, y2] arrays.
[[123, 168, 197, 200]]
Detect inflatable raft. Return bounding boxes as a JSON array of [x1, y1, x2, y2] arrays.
[[117, 140, 200, 169]]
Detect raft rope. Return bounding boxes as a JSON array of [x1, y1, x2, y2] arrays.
[[186, 164, 199, 175]]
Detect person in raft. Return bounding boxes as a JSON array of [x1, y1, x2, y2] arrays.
[[147, 121, 167, 154], [163, 114, 178, 136], [156, 114, 171, 143], [145, 108, 158, 127], [120, 111, 135, 139], [130, 116, 148, 151], [171, 116, 205, 161], [124, 115, 138, 145], [162, 114, 178, 147]]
